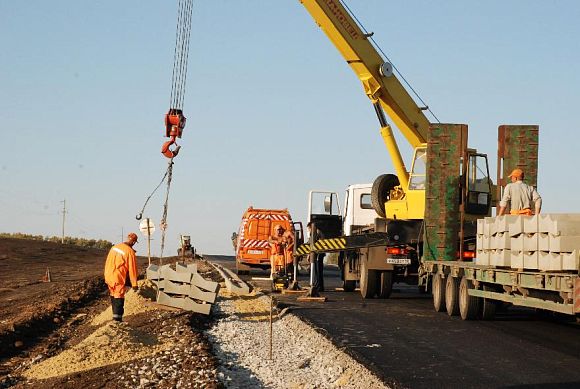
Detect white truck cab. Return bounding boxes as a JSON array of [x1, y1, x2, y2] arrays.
[[307, 184, 376, 237]]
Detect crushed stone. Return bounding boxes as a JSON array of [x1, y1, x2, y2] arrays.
[[208, 295, 388, 388]]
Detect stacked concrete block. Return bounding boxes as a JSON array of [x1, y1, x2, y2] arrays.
[[475, 217, 493, 265], [476, 214, 580, 272], [476, 216, 520, 267], [147, 262, 219, 315], [537, 214, 580, 271]]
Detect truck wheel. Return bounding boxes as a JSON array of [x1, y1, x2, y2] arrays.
[[445, 276, 460, 316], [371, 174, 399, 218], [432, 274, 446, 312], [480, 285, 497, 320], [236, 262, 250, 276], [360, 261, 378, 299], [459, 277, 480, 320], [341, 267, 356, 292], [379, 271, 394, 299]]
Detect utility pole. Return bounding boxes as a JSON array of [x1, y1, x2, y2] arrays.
[[121, 227, 124, 242], [61, 199, 66, 244]]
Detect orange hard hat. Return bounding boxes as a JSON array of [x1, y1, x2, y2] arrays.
[[127, 232, 139, 242], [508, 168, 524, 179]]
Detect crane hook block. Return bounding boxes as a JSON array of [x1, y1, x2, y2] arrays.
[[165, 108, 186, 138], [161, 136, 181, 159]]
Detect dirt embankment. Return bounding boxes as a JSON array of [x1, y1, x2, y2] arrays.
[[0, 238, 221, 388], [0, 238, 154, 359]]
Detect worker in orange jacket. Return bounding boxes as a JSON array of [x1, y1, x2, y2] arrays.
[[104, 232, 139, 322]]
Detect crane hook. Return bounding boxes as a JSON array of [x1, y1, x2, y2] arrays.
[[161, 135, 181, 159]]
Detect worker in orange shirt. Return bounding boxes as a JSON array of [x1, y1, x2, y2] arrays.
[[104, 232, 139, 322], [268, 224, 294, 279], [498, 168, 542, 216]]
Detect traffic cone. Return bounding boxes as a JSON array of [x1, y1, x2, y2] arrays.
[[45, 267, 52, 283]]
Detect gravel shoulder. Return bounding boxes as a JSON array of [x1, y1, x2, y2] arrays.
[[208, 290, 388, 389]]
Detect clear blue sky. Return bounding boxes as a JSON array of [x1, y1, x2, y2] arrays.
[[1, 1, 579, 256]]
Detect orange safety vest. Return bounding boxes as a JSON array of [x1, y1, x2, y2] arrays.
[[510, 208, 533, 216], [104, 243, 138, 298]]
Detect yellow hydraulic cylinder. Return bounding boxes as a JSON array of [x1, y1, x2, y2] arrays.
[[380, 124, 409, 191]]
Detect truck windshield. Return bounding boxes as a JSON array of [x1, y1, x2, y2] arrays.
[[409, 147, 427, 190]]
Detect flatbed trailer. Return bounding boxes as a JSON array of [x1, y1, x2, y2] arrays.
[[423, 260, 580, 320]]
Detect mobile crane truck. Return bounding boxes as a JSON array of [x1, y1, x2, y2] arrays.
[[296, 0, 494, 299], [296, 1, 580, 320]]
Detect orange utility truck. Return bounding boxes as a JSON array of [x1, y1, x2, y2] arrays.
[[234, 207, 300, 275]]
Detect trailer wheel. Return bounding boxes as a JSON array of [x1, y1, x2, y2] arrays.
[[459, 277, 480, 320], [480, 285, 497, 320], [341, 267, 356, 292], [371, 174, 399, 218], [432, 274, 446, 312], [360, 261, 378, 299], [379, 271, 394, 299], [445, 276, 460, 316]]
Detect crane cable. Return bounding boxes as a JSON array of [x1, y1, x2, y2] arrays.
[[158, 159, 174, 260], [340, 0, 441, 124], [158, 0, 194, 260], [158, 0, 193, 260], [170, 0, 194, 110], [136, 0, 193, 264]]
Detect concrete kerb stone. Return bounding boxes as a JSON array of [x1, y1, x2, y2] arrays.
[[145, 263, 218, 315], [157, 290, 211, 315], [161, 265, 192, 284], [211, 263, 251, 295]]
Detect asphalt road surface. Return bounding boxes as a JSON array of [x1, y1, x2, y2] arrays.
[[205, 255, 580, 389]]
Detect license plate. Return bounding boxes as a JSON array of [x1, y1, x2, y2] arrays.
[[248, 250, 263, 254], [387, 258, 411, 265]]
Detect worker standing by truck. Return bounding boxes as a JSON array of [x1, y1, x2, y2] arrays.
[[104, 232, 139, 322], [307, 222, 325, 293], [498, 168, 542, 216]]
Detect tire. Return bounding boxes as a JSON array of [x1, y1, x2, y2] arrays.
[[445, 276, 460, 316], [236, 262, 250, 276], [480, 285, 498, 320], [360, 260, 378, 299], [432, 274, 446, 312], [459, 277, 480, 320], [379, 271, 394, 299], [371, 174, 400, 218], [342, 266, 356, 292]]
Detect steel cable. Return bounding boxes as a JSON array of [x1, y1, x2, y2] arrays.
[[159, 159, 174, 261], [170, 0, 194, 109], [135, 168, 171, 221], [340, 0, 440, 123]]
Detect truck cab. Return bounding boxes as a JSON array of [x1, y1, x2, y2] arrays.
[[307, 185, 418, 299]]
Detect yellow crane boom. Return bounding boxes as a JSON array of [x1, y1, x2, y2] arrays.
[[300, 0, 431, 146], [300, 0, 433, 195]]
